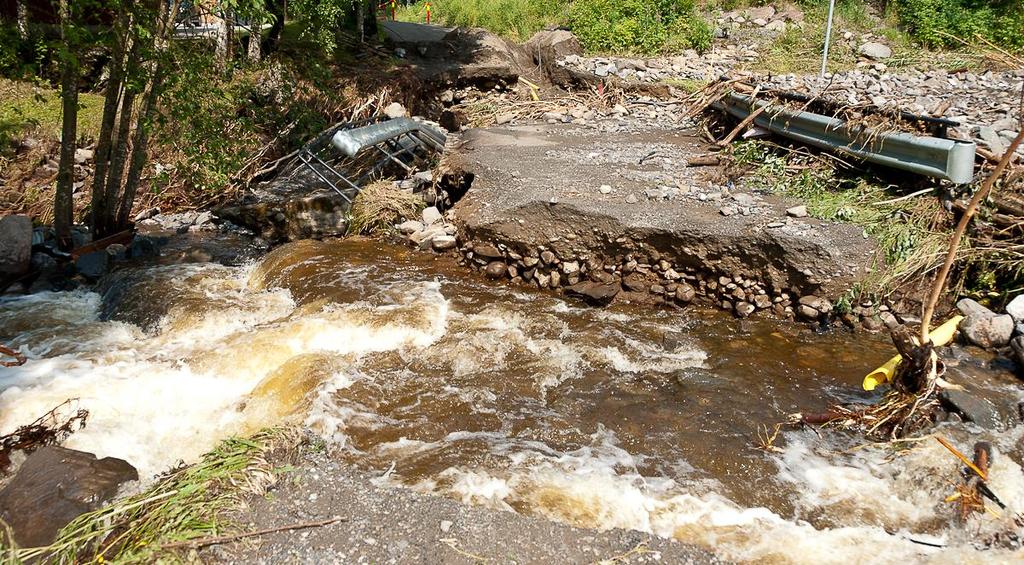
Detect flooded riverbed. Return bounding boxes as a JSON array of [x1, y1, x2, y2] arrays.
[[2, 238, 1023, 562]]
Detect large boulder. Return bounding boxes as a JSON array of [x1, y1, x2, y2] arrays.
[[960, 312, 1015, 348], [0, 215, 32, 280], [858, 42, 892, 60], [1011, 336, 1024, 371], [0, 446, 137, 547], [1006, 294, 1024, 324]]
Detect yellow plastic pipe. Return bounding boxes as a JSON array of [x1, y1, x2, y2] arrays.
[[862, 315, 963, 391]]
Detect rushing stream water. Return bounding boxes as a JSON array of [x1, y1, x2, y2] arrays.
[[2, 237, 1023, 562]]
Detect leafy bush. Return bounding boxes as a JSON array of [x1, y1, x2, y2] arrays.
[[666, 14, 714, 53], [568, 0, 713, 54], [895, 0, 1023, 50]]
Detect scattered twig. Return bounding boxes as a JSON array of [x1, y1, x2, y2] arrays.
[[0, 343, 26, 367], [439, 538, 489, 563], [161, 516, 346, 550]]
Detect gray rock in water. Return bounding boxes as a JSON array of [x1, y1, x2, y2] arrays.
[[735, 301, 755, 317], [1011, 336, 1024, 371], [675, 283, 696, 303], [484, 261, 507, 279], [1006, 294, 1024, 324], [956, 297, 994, 318], [0, 446, 137, 547], [421, 207, 443, 226], [939, 389, 1000, 429], [858, 42, 892, 60], [959, 312, 1014, 348], [75, 251, 109, 281], [565, 281, 620, 305], [0, 215, 32, 279]]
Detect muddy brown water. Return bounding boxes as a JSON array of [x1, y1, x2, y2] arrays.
[[1, 237, 1022, 562]]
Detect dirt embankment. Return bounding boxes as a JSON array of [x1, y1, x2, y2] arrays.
[[444, 122, 876, 325]]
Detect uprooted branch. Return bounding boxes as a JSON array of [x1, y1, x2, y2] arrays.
[[0, 399, 89, 473]]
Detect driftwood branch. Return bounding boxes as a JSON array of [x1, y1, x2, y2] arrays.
[[161, 516, 346, 550]]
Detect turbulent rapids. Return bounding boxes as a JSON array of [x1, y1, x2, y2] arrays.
[[2, 238, 1023, 562]]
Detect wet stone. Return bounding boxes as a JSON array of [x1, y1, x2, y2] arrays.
[[959, 313, 1014, 349], [0, 446, 138, 547], [564, 281, 620, 305], [939, 390, 1001, 429], [484, 261, 508, 279]]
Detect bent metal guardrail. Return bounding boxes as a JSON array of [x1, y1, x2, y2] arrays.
[[716, 93, 977, 184], [296, 117, 447, 203]]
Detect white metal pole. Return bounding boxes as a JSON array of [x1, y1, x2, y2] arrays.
[[821, 0, 836, 77]]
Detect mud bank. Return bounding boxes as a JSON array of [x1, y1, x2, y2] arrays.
[[446, 123, 879, 324]]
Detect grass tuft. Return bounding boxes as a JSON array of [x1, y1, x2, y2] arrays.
[[348, 180, 425, 235]]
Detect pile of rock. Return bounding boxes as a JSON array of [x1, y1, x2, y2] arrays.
[[718, 5, 803, 33], [957, 296, 1024, 371], [396, 206, 458, 252]]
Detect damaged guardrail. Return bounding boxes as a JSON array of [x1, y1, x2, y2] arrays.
[[297, 116, 447, 203], [715, 92, 977, 184]]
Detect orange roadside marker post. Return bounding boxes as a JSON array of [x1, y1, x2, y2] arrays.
[[426, 2, 432, 24], [391, 0, 397, 20]]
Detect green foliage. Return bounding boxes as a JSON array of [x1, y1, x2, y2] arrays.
[[289, 0, 358, 53], [0, 78, 104, 141], [398, 0, 567, 42], [732, 141, 944, 285], [568, 0, 712, 54], [894, 0, 1024, 50], [666, 13, 714, 53]]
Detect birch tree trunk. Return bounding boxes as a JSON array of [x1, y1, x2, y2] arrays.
[[91, 11, 131, 235]]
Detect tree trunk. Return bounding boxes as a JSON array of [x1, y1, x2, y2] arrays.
[[356, 0, 365, 42], [215, 10, 231, 65], [116, 1, 180, 228], [264, 0, 285, 53], [55, 0, 78, 251], [90, 11, 131, 236], [99, 86, 137, 235]]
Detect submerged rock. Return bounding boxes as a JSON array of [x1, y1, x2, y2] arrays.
[[0, 446, 137, 547]]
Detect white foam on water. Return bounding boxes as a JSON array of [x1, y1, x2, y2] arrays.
[[0, 268, 451, 479], [405, 425, 1024, 563]]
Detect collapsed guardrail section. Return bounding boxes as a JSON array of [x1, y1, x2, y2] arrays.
[[715, 92, 977, 184]]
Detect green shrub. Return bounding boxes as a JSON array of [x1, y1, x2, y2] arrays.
[[895, 0, 1023, 50], [568, 0, 712, 54], [666, 14, 714, 53]]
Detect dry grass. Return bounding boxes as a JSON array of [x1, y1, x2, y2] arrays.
[[348, 181, 425, 235]]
